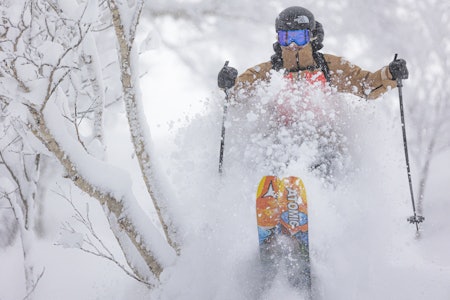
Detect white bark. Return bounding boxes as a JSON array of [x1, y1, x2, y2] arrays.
[[1, 0, 180, 284], [82, 32, 106, 146], [1, 150, 43, 299], [108, 0, 180, 252], [28, 102, 175, 279]]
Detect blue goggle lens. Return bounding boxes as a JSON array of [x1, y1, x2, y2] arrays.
[[277, 30, 310, 46]]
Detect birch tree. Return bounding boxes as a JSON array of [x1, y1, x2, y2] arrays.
[[404, 1, 450, 215], [2, 0, 448, 296], [0, 0, 177, 289], [107, 0, 179, 252], [0, 101, 45, 298]]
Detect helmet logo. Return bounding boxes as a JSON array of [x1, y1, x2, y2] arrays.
[[294, 15, 309, 24]]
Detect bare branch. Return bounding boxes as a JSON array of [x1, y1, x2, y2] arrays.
[[22, 267, 45, 300], [41, 21, 92, 111], [0, 150, 28, 226], [53, 186, 153, 287], [29, 104, 167, 279], [129, 0, 144, 45]]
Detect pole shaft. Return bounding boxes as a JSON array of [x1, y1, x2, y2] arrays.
[[397, 79, 419, 231], [218, 92, 228, 174]]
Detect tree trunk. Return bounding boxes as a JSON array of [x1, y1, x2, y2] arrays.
[[28, 105, 174, 281], [108, 0, 179, 252]]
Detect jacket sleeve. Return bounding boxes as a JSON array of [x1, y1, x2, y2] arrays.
[[228, 62, 274, 102], [324, 54, 397, 100], [235, 62, 273, 87]]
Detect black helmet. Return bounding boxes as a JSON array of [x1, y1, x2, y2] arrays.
[[311, 21, 324, 51], [275, 6, 315, 32]]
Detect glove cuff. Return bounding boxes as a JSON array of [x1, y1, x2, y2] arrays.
[[381, 66, 394, 81]]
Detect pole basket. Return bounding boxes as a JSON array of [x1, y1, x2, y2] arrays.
[[407, 215, 425, 224]]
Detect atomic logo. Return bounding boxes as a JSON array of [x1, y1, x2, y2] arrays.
[[286, 187, 300, 227], [262, 181, 277, 199]]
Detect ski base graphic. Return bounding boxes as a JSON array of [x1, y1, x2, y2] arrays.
[[256, 176, 311, 292]]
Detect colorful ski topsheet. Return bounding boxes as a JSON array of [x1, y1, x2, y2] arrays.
[[279, 176, 309, 249], [257, 176, 308, 247], [256, 176, 280, 227], [256, 176, 311, 294]]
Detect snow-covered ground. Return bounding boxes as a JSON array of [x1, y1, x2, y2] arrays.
[[1, 2, 449, 300], [144, 81, 450, 299], [2, 62, 449, 300]]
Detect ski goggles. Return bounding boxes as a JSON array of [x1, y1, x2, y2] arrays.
[[277, 29, 310, 47]]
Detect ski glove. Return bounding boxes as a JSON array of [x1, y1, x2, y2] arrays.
[[389, 58, 409, 80], [218, 61, 238, 90]]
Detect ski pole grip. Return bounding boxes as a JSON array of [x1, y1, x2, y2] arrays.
[[393, 53, 403, 87]]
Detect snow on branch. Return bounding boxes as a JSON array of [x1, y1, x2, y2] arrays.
[[107, 0, 180, 253], [53, 185, 153, 287], [0, 0, 175, 282], [28, 98, 176, 279]]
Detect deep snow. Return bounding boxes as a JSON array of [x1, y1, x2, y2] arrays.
[[1, 2, 450, 300], [145, 81, 450, 300], [2, 64, 450, 300]]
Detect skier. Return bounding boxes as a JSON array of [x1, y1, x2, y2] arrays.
[[218, 6, 408, 102], [218, 6, 409, 178], [216, 6, 409, 295]]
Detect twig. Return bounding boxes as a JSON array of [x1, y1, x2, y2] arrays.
[[52, 187, 153, 287], [22, 267, 45, 300]]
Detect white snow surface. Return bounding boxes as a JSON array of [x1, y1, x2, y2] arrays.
[[1, 2, 450, 300], [146, 81, 450, 300]]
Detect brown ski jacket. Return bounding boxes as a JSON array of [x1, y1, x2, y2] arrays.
[[234, 44, 396, 100]]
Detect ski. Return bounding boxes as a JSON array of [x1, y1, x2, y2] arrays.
[[257, 176, 281, 257], [256, 176, 311, 293]]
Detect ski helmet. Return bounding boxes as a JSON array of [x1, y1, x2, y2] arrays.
[[275, 6, 316, 32], [311, 21, 324, 51]]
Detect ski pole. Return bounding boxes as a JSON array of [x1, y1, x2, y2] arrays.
[[394, 54, 424, 231], [218, 61, 230, 174]]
